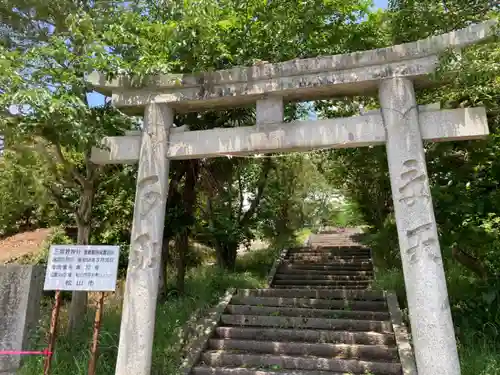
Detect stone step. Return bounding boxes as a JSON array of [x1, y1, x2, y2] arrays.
[[208, 339, 399, 362], [273, 285, 370, 290], [309, 246, 365, 250], [272, 279, 371, 286], [309, 244, 366, 248], [275, 269, 373, 277], [290, 247, 370, 252], [274, 273, 373, 281], [288, 254, 371, 259], [291, 244, 368, 248], [220, 314, 392, 332], [282, 258, 373, 267], [290, 254, 371, 259], [225, 305, 390, 320], [286, 257, 372, 263], [192, 366, 348, 375], [280, 263, 373, 271], [214, 327, 396, 345], [236, 289, 385, 300], [289, 249, 370, 254], [200, 352, 402, 374], [286, 258, 373, 264], [292, 251, 371, 257], [308, 247, 365, 249], [230, 296, 388, 311], [285, 263, 373, 268]]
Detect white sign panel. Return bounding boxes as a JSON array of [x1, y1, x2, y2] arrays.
[[43, 245, 120, 292]]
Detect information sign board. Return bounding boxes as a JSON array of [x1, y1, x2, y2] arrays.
[[43, 245, 120, 291]]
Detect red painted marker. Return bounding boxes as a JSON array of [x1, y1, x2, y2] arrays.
[[0, 349, 52, 355]]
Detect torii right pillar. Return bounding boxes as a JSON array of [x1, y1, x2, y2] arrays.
[[380, 76, 460, 375]]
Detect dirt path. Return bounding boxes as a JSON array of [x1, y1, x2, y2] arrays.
[[0, 228, 52, 263]]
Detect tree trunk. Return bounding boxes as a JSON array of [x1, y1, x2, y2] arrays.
[[175, 231, 188, 294], [215, 241, 237, 271], [452, 246, 489, 280], [158, 162, 188, 299], [158, 236, 170, 301], [227, 243, 237, 271], [175, 161, 199, 293], [67, 186, 93, 333]]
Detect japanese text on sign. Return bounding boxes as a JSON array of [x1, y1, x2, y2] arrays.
[[43, 245, 120, 291]]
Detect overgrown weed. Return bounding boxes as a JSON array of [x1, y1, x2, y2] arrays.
[[374, 261, 500, 375], [20, 246, 276, 375]]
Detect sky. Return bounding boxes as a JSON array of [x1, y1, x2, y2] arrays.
[[87, 0, 388, 108], [374, 0, 388, 9]]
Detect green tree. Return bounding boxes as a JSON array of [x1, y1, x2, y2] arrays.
[[92, 0, 383, 271], [0, 1, 136, 331], [0, 149, 54, 237], [195, 156, 274, 270]]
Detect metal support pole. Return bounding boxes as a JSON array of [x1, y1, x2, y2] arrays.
[[88, 292, 105, 375], [43, 290, 62, 375]]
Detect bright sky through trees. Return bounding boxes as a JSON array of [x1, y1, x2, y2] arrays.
[[86, 0, 389, 108]]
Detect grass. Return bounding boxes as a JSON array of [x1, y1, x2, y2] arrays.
[[373, 262, 500, 375], [295, 228, 313, 245], [19, 245, 280, 375], [20, 228, 499, 375]]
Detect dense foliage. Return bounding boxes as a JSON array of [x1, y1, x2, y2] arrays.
[[0, 0, 499, 373]]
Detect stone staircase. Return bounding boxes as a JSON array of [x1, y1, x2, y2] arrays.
[[187, 229, 411, 375], [272, 246, 373, 290]]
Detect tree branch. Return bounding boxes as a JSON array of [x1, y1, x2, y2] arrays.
[[53, 141, 86, 187], [240, 158, 274, 226], [237, 165, 244, 220], [452, 246, 490, 280], [30, 142, 77, 189], [43, 182, 72, 210]]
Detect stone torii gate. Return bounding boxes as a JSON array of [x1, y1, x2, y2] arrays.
[[89, 21, 495, 375]]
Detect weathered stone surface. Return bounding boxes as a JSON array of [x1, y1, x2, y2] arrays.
[[230, 295, 387, 311], [380, 77, 460, 375], [237, 288, 385, 300], [386, 292, 417, 375], [0, 265, 44, 374], [91, 107, 488, 164], [106, 56, 440, 112], [215, 326, 396, 345], [256, 97, 283, 125], [207, 338, 399, 361], [114, 103, 173, 375], [266, 247, 288, 287], [199, 352, 402, 374], [88, 20, 496, 375], [179, 289, 235, 375], [87, 21, 495, 112], [186, 235, 409, 375]]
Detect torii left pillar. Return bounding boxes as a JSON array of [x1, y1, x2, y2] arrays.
[[115, 103, 173, 375]]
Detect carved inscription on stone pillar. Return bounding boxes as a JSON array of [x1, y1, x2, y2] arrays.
[[129, 175, 161, 271], [406, 222, 441, 265], [398, 159, 430, 206], [398, 158, 441, 265], [128, 107, 169, 272]]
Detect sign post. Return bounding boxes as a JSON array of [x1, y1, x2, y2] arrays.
[[88, 291, 105, 375], [43, 244, 120, 375], [43, 290, 61, 375]]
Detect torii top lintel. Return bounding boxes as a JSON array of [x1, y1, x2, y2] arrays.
[[88, 20, 496, 114]]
